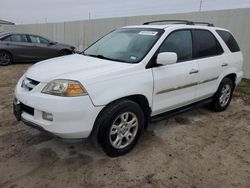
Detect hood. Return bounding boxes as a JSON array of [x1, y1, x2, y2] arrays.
[[57, 42, 74, 49], [25, 54, 132, 83]]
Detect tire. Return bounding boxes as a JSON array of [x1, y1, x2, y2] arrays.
[[210, 77, 234, 112], [0, 51, 12, 66], [95, 99, 145, 157]]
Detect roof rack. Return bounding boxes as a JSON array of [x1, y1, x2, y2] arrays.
[[142, 20, 214, 27], [193, 22, 214, 27]]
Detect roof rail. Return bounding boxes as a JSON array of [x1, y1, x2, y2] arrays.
[[193, 22, 214, 27], [143, 20, 214, 27], [143, 20, 194, 25]]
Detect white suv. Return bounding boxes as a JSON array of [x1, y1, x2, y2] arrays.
[[13, 20, 243, 156]]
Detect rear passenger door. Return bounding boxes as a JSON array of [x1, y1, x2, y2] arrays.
[[1, 34, 35, 61], [193, 29, 224, 100]]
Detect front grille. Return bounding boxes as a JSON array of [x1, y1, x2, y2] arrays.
[[21, 103, 34, 116], [21, 77, 40, 91]]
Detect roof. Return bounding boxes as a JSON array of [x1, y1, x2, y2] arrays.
[[122, 20, 227, 31], [0, 20, 15, 25], [122, 24, 227, 32]]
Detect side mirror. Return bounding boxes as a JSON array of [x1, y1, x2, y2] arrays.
[[49, 41, 56, 45], [156, 52, 177, 66]]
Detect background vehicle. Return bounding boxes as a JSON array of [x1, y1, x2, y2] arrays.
[[0, 32, 75, 65], [14, 20, 243, 157]]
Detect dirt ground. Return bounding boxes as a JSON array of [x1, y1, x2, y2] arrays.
[[0, 63, 250, 188]]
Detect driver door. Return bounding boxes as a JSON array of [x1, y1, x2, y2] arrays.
[[152, 30, 199, 115]]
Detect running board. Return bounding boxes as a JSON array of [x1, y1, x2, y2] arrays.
[[150, 98, 212, 123]]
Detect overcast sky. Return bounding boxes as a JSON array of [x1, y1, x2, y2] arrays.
[[1, 0, 250, 24]]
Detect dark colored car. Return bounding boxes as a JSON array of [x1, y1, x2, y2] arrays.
[[0, 32, 76, 65]]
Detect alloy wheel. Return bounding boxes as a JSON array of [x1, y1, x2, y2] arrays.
[[109, 112, 138, 149], [219, 84, 231, 107]]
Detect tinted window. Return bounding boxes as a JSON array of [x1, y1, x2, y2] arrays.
[[193, 30, 223, 58], [29, 35, 49, 44], [2, 36, 11, 41], [216, 30, 240, 52], [159, 30, 192, 62], [3, 34, 27, 42], [29, 35, 40, 43], [39, 37, 49, 44]]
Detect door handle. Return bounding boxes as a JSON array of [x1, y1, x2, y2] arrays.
[[221, 63, 228, 67], [189, 69, 199, 74]]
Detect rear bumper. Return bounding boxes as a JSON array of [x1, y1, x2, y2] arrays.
[[236, 71, 244, 85]]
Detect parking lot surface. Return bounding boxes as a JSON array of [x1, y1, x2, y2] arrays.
[[0, 64, 250, 188]]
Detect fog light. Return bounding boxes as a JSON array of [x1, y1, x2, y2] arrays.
[[42, 112, 53, 121]]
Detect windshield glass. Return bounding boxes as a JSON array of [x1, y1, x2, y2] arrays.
[[83, 28, 164, 63]]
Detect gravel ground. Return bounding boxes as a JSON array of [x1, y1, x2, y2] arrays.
[[0, 63, 250, 188]]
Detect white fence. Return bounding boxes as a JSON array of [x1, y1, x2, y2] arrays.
[[3, 8, 250, 78]]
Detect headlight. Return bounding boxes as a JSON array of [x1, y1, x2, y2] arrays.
[[42, 79, 87, 97]]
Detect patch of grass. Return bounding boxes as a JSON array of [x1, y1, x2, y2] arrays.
[[235, 79, 250, 95]]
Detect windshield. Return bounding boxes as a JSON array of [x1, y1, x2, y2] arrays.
[[83, 28, 164, 63]]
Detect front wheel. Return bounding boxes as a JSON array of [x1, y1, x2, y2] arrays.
[[210, 78, 234, 111], [96, 100, 145, 157]]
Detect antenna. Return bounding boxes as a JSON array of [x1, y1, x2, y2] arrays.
[[199, 0, 203, 11]]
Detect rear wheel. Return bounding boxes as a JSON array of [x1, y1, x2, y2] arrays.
[[0, 51, 12, 66], [210, 78, 234, 111], [95, 100, 145, 157]]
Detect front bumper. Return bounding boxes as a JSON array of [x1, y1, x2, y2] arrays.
[[14, 78, 103, 139]]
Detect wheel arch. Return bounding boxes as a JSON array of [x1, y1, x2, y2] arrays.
[[217, 68, 238, 91], [219, 73, 237, 92], [89, 94, 151, 141], [0, 49, 13, 58], [224, 73, 237, 85]]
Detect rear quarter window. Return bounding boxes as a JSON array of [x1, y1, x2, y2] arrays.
[[216, 30, 240, 52]]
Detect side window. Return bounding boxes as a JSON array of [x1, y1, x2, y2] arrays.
[[39, 37, 49, 45], [3, 34, 27, 42], [159, 30, 192, 62], [11, 34, 28, 42], [29, 35, 49, 44], [29, 35, 40, 43], [2, 36, 11, 41], [216, 30, 240, 52], [193, 30, 223, 58]]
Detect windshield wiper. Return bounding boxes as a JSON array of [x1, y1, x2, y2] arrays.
[[84, 53, 129, 63], [87, 54, 110, 60]]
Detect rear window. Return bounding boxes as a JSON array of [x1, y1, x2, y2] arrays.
[[216, 30, 240, 52], [192, 30, 223, 59]]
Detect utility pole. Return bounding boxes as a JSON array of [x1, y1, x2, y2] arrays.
[[199, 0, 203, 11], [88, 12, 91, 20]]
